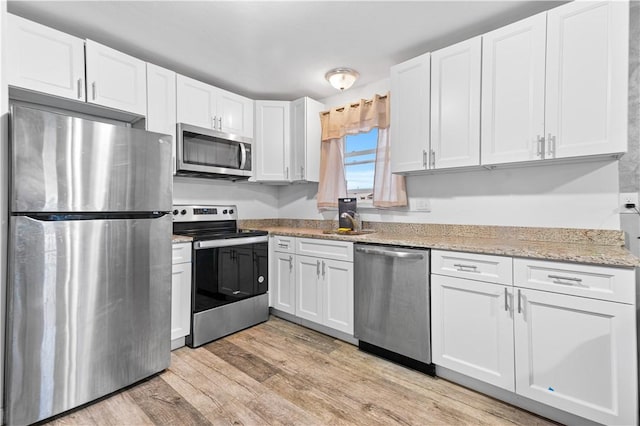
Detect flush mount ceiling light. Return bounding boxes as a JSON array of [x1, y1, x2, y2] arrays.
[[325, 68, 360, 91]]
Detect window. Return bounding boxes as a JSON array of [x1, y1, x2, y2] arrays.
[[344, 128, 377, 201]]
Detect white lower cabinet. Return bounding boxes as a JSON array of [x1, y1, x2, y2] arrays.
[[295, 254, 354, 334], [171, 243, 192, 346], [270, 236, 354, 336], [271, 251, 296, 315], [431, 275, 515, 391], [432, 250, 637, 425], [514, 287, 637, 425]]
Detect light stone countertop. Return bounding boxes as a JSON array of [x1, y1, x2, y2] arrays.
[[249, 226, 639, 268], [172, 234, 193, 244]]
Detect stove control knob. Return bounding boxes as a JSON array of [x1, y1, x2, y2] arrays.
[[181, 209, 187, 215], [172, 209, 179, 216], [223, 209, 228, 214], [229, 209, 234, 214]]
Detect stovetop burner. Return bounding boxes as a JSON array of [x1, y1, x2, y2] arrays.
[[172, 204, 267, 241], [174, 228, 268, 241]]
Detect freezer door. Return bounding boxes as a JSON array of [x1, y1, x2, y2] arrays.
[[5, 215, 172, 426], [11, 105, 172, 213]]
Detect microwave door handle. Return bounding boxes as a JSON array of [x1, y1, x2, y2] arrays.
[[239, 142, 247, 170]]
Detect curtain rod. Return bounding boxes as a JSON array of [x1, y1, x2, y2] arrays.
[[321, 94, 388, 115]]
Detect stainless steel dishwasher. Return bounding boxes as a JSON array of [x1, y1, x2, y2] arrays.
[[354, 244, 434, 375]]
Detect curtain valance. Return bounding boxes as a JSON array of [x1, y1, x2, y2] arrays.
[[319, 93, 390, 142]]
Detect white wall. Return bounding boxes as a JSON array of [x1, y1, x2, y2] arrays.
[[277, 79, 622, 230], [173, 177, 279, 219]]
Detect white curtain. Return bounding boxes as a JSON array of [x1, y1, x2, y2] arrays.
[[317, 137, 347, 208], [373, 127, 407, 207]]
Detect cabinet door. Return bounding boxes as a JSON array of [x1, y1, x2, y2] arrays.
[[290, 98, 307, 181], [171, 262, 192, 341], [146, 64, 177, 174], [295, 255, 322, 324], [272, 252, 296, 315], [390, 52, 430, 173], [431, 275, 515, 391], [290, 97, 324, 182], [322, 259, 354, 335], [481, 13, 546, 165], [216, 88, 253, 138], [430, 37, 481, 169], [545, 1, 628, 159], [255, 100, 290, 181], [7, 14, 85, 101], [176, 74, 216, 129], [514, 288, 637, 425], [85, 40, 147, 115]]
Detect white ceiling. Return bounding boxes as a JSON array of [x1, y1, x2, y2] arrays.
[[8, 0, 566, 101]]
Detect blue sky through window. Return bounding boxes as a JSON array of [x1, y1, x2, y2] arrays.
[[345, 128, 377, 192]]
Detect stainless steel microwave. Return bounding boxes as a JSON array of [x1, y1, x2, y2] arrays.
[[176, 123, 252, 179]]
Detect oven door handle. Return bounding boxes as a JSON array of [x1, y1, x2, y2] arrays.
[[194, 235, 268, 249]]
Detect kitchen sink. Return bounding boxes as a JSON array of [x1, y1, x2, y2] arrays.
[[322, 229, 376, 236]]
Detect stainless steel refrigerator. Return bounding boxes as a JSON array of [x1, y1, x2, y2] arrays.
[[5, 105, 173, 425]]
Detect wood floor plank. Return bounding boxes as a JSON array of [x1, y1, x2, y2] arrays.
[[46, 316, 557, 426], [127, 376, 212, 425], [83, 391, 155, 426], [205, 339, 281, 383], [161, 368, 269, 426]]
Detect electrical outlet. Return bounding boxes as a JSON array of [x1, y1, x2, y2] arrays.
[[619, 192, 639, 213], [414, 198, 431, 212]]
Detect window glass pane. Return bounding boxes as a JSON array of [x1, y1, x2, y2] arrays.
[[344, 128, 377, 192], [346, 162, 375, 191], [346, 128, 378, 153]]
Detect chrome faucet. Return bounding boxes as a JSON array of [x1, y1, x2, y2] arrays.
[[340, 211, 361, 231]]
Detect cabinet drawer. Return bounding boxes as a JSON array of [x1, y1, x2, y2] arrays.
[[296, 238, 353, 262], [431, 250, 512, 285], [272, 235, 296, 253], [172, 242, 192, 264], [513, 258, 635, 304]]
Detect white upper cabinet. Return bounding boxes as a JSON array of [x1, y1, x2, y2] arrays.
[[146, 63, 177, 174], [176, 74, 216, 129], [7, 14, 85, 101], [430, 37, 481, 169], [390, 52, 431, 173], [291, 97, 324, 182], [217, 89, 254, 138], [481, 13, 547, 165], [545, 0, 628, 159], [255, 100, 290, 181], [482, 1, 628, 165], [85, 40, 147, 115], [176, 74, 253, 138]]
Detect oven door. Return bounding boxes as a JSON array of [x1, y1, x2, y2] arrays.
[[176, 123, 252, 177], [192, 236, 268, 313]]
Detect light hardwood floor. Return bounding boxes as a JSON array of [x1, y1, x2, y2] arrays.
[[45, 317, 556, 425]]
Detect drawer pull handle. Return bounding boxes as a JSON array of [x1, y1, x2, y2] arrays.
[[454, 263, 478, 271], [504, 288, 508, 312], [548, 274, 583, 284], [278, 243, 288, 248]]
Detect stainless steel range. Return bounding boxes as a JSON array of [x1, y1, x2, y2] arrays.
[[172, 205, 269, 347]]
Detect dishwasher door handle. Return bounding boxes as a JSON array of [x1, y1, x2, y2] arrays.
[[355, 247, 424, 260]]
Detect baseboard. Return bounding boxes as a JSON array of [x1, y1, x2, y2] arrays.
[[269, 308, 358, 345], [435, 366, 600, 426], [170, 337, 185, 351]]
